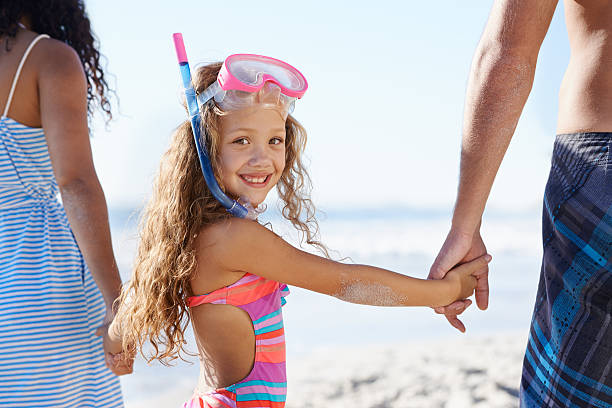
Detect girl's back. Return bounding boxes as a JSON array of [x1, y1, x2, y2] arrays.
[[189, 233, 291, 406], [190, 231, 259, 390], [187, 222, 291, 407]]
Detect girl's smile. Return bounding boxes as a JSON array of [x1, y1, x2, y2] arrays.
[[239, 173, 272, 187], [219, 107, 286, 207]]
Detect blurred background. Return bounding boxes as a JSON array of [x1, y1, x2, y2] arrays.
[[84, 0, 569, 406]]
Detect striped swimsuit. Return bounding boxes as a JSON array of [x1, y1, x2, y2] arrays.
[[0, 35, 123, 406], [184, 273, 289, 408]]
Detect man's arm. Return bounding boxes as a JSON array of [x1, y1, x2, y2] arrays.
[[452, 0, 559, 234], [429, 0, 559, 332]]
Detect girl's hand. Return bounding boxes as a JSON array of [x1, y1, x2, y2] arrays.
[[441, 254, 492, 305], [96, 315, 134, 376]]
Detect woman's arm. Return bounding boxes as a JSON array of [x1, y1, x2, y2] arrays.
[[38, 40, 122, 314], [199, 219, 490, 308]]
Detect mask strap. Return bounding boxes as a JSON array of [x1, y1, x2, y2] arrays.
[[197, 81, 222, 106]]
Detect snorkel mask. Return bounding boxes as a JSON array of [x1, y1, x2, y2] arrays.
[[199, 54, 307, 119], [172, 33, 308, 218]]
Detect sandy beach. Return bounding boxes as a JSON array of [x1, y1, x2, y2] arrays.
[[286, 333, 526, 408], [123, 332, 527, 408]]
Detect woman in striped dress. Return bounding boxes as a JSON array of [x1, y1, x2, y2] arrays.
[[0, 1, 129, 406]]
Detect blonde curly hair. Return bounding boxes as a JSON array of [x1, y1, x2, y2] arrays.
[[114, 62, 327, 364]]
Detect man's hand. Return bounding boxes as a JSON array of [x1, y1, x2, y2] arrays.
[[428, 228, 490, 332]]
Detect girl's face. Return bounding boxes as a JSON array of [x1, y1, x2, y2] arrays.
[[218, 107, 286, 207]]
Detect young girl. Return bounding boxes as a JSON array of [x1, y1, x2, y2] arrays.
[[107, 54, 491, 408]]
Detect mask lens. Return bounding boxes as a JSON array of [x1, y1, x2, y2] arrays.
[[227, 56, 306, 91]]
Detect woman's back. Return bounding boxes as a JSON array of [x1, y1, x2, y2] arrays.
[[0, 30, 43, 127], [0, 32, 57, 208]]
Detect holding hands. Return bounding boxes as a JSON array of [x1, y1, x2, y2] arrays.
[[96, 311, 134, 376], [429, 228, 490, 332], [440, 251, 490, 306]]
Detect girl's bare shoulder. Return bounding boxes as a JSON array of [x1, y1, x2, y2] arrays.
[[191, 218, 263, 294], [196, 217, 271, 252]]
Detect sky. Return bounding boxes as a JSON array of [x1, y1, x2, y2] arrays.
[[86, 0, 570, 214]]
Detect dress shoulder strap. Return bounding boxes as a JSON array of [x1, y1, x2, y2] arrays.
[[2, 34, 51, 118]]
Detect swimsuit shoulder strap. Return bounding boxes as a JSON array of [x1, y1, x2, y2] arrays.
[[2, 34, 51, 118], [187, 273, 269, 308]]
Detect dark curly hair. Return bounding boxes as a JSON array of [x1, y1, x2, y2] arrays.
[[0, 0, 113, 120]]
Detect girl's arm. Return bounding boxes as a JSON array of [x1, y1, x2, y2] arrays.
[[199, 219, 490, 308]]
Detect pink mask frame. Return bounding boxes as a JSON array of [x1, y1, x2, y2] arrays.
[[198, 54, 308, 109], [219, 54, 308, 97]]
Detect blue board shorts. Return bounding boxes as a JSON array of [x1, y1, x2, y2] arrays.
[[520, 133, 612, 408]]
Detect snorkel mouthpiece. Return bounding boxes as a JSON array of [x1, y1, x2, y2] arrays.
[[172, 33, 250, 218]]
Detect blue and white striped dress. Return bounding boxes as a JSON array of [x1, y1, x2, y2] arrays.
[[0, 34, 123, 407]]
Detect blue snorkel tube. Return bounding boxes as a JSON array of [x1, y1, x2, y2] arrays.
[[172, 33, 249, 218]]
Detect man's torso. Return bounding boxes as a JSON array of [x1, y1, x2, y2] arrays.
[[558, 0, 612, 133]]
